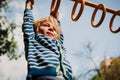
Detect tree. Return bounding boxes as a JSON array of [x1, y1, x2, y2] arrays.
[[0, 0, 19, 60], [91, 57, 120, 80], [76, 42, 101, 80]]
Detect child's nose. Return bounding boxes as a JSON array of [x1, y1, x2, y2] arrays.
[[48, 24, 54, 32], [48, 27, 54, 32]]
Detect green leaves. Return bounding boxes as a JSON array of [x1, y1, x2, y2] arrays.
[[92, 57, 120, 80], [0, 0, 20, 60]]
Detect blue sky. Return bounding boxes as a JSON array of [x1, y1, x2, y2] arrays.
[[1, 0, 120, 80]]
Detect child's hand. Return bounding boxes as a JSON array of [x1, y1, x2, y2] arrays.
[[50, 11, 59, 21], [25, 0, 34, 9]]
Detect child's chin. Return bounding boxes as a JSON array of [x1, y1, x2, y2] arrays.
[[46, 36, 55, 40]]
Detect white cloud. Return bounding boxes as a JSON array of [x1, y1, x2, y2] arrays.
[[14, 13, 23, 25], [13, 27, 24, 54], [9, 0, 25, 10], [0, 55, 27, 80]]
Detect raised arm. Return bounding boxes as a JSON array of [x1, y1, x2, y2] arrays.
[[50, 11, 59, 21], [25, 0, 34, 9], [22, 0, 35, 40]]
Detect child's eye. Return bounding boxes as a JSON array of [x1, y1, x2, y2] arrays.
[[53, 28, 56, 31], [42, 24, 49, 27], [44, 24, 48, 26]]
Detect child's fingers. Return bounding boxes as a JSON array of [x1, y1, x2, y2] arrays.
[[50, 11, 59, 19], [31, 0, 34, 5], [26, 0, 34, 9], [26, 0, 34, 5]]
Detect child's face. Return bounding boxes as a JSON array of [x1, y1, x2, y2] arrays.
[[38, 21, 59, 40]]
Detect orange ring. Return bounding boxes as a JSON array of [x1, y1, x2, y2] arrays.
[[50, 0, 61, 14], [71, 0, 85, 21], [91, 4, 106, 28], [110, 10, 120, 33]]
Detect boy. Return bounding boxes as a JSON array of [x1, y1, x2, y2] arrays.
[[22, 0, 72, 80]]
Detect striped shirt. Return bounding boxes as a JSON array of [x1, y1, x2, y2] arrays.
[[22, 9, 72, 80]]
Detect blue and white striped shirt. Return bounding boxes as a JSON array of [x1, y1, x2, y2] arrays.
[[22, 9, 72, 80]]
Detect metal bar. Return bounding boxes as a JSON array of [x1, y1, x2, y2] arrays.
[[71, 0, 120, 16]]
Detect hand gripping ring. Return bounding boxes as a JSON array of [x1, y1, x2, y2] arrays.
[[71, 0, 85, 21], [110, 10, 120, 33], [91, 4, 106, 28], [50, 0, 61, 14]]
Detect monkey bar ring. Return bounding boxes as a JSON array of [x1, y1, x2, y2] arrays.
[[91, 4, 106, 27]]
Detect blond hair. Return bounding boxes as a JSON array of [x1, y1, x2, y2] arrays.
[[34, 16, 61, 40]]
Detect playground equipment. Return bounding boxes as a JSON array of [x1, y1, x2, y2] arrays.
[[50, 0, 61, 14], [50, 0, 120, 33]]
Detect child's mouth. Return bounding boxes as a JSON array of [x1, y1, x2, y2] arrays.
[[46, 32, 54, 37]]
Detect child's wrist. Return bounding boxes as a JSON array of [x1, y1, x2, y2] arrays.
[[25, 0, 33, 9]]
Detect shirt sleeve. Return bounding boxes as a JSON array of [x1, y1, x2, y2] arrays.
[[58, 21, 64, 45], [22, 9, 35, 41]]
